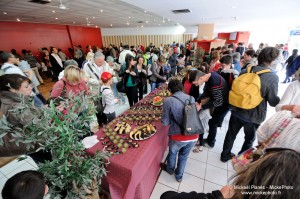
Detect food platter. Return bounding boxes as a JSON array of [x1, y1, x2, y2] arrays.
[[152, 102, 163, 106], [129, 124, 157, 141]]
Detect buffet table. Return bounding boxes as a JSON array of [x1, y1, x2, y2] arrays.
[[86, 92, 170, 199]]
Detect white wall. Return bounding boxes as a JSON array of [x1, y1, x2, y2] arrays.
[[101, 25, 187, 36]]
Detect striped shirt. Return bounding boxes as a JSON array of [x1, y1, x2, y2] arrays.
[[200, 72, 229, 109]]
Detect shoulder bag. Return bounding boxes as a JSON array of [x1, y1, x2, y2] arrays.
[[232, 116, 293, 172]]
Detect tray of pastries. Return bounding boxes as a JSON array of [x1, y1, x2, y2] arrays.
[[129, 124, 157, 140]]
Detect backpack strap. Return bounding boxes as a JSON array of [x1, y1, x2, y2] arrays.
[[100, 87, 109, 108], [171, 95, 190, 135], [256, 69, 271, 75], [3, 66, 13, 72], [87, 63, 100, 80], [247, 65, 271, 75], [172, 95, 185, 105], [246, 64, 254, 73]]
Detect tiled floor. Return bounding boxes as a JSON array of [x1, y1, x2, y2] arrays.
[[0, 71, 289, 199]]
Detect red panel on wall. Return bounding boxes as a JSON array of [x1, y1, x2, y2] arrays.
[[0, 21, 102, 56], [237, 32, 250, 46], [217, 33, 230, 43], [217, 32, 250, 45]]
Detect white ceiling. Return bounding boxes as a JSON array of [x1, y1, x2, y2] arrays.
[[123, 0, 300, 33], [0, 0, 300, 33], [0, 0, 176, 28]]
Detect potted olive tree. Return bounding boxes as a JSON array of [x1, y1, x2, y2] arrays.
[[0, 93, 110, 199]]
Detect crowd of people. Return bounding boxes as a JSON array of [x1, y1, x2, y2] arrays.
[[1, 40, 300, 198]]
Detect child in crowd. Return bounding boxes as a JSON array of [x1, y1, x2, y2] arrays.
[[100, 72, 119, 123], [163, 63, 171, 80], [2, 170, 48, 199]]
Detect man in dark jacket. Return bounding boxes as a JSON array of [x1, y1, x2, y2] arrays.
[[220, 47, 280, 162], [190, 70, 230, 148]]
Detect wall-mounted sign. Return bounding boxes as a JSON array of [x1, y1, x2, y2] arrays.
[[290, 30, 300, 36]]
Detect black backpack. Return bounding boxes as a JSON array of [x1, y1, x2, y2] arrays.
[[171, 96, 204, 135]]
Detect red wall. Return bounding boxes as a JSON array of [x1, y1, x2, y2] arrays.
[[217, 33, 231, 44], [217, 32, 250, 45], [0, 21, 102, 56]]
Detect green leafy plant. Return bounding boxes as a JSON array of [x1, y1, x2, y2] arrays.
[[194, 47, 205, 66], [0, 93, 110, 199]]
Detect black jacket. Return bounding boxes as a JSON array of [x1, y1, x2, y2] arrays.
[[160, 190, 223, 199], [49, 54, 63, 75], [119, 64, 140, 86]]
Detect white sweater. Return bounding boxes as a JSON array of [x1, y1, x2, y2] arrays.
[[257, 110, 300, 153], [100, 85, 118, 114], [276, 81, 300, 111], [83, 60, 114, 93]]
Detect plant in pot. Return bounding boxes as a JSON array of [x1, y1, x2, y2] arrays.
[[0, 92, 110, 199]]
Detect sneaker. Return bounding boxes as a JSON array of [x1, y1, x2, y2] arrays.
[[160, 163, 174, 175], [220, 153, 235, 163], [203, 139, 214, 148], [176, 177, 182, 182]]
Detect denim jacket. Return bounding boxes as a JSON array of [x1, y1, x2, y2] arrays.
[[161, 91, 195, 136]]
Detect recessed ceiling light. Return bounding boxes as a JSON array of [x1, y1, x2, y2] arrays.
[[95, 25, 98, 28], [141, 25, 143, 28], [232, 6, 237, 9], [126, 22, 130, 25], [110, 24, 113, 27], [55, 17, 58, 20], [128, 16, 131, 18], [100, 9, 103, 12], [162, 20, 165, 23], [144, 10, 147, 13], [145, 21, 149, 23], [93, 17, 95, 19], [3, 12, 7, 15], [52, 10, 55, 13], [73, 21, 75, 24], [167, 18, 170, 21], [17, 18, 20, 22]]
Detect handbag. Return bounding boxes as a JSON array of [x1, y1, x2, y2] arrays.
[[116, 79, 126, 93], [232, 116, 293, 172], [172, 96, 204, 135]]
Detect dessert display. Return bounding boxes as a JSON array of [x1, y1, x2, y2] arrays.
[[152, 96, 163, 106], [129, 124, 157, 140], [114, 122, 131, 134], [96, 69, 189, 155]]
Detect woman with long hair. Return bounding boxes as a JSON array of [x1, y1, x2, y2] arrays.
[[161, 150, 300, 199], [119, 54, 139, 106], [50, 65, 88, 99], [135, 55, 148, 100]]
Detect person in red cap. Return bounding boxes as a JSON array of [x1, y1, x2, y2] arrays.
[[100, 72, 119, 123]]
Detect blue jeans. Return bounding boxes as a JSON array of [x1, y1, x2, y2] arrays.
[[113, 82, 125, 103], [151, 82, 161, 91], [166, 139, 196, 180]]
